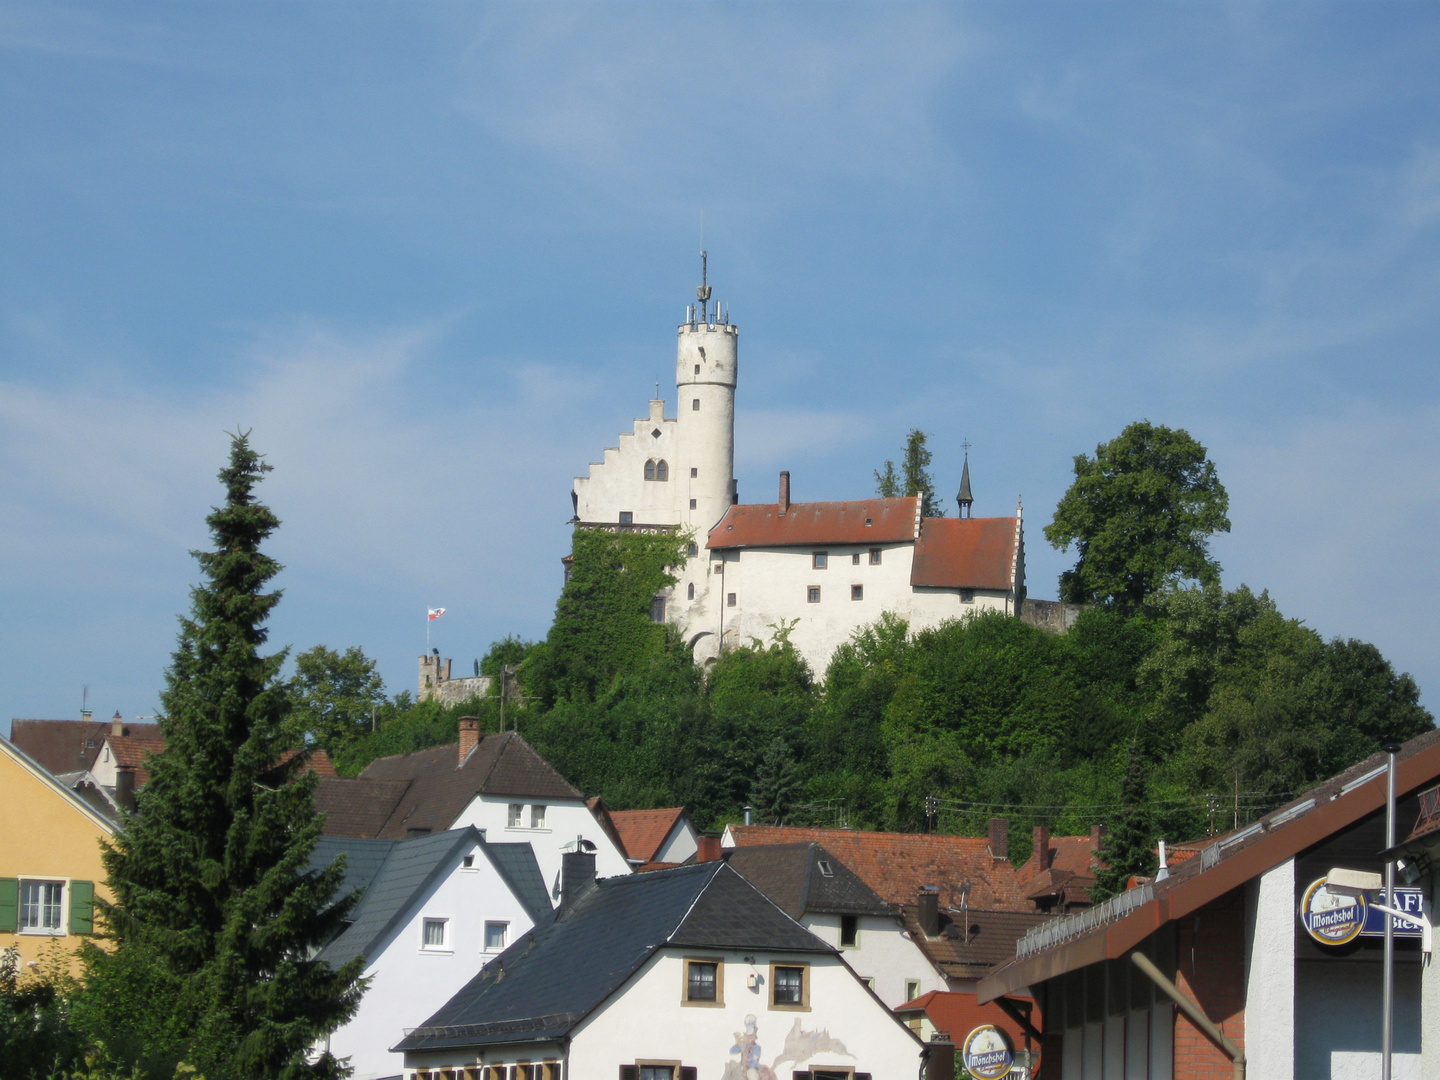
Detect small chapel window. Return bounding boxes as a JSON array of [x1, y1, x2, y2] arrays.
[[692, 399, 700, 411], [656, 460, 669, 481], [645, 460, 656, 481], [691, 468, 698, 478], [687, 583, 695, 600]]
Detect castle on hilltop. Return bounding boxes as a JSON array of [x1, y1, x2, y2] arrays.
[[566, 257, 1029, 676]]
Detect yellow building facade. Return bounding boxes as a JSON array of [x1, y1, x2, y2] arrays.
[[0, 735, 113, 975]]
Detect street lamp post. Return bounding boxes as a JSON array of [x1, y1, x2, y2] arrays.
[[1382, 742, 1401, 1080]]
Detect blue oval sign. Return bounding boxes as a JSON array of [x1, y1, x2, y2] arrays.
[[962, 1024, 1014, 1080], [1299, 877, 1367, 945]]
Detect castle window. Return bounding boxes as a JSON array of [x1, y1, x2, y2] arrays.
[[808, 587, 821, 603], [852, 585, 863, 601], [812, 552, 828, 570], [960, 589, 975, 604], [852, 553, 861, 565], [645, 460, 656, 481], [687, 583, 695, 600], [727, 593, 736, 607], [870, 548, 882, 565], [688, 542, 698, 557], [656, 460, 669, 481], [620, 512, 633, 525], [694, 364, 700, 374], [651, 597, 667, 623], [691, 467, 697, 478], [689, 499, 697, 509], [692, 399, 700, 411]]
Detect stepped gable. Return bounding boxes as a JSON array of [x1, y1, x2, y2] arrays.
[[725, 842, 895, 920], [910, 516, 1018, 591], [317, 731, 582, 840], [11, 718, 158, 775], [725, 824, 1028, 911], [708, 496, 919, 549], [397, 862, 830, 1053], [607, 807, 686, 864]]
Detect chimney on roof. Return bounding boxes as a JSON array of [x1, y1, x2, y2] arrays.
[[1091, 824, 1106, 853], [558, 850, 597, 916], [778, 471, 791, 516], [924, 1032, 956, 1080], [695, 835, 722, 863], [111, 711, 124, 738], [81, 709, 92, 723], [458, 716, 481, 764], [918, 885, 941, 937], [115, 765, 136, 812], [1033, 825, 1051, 871], [987, 817, 1009, 862]]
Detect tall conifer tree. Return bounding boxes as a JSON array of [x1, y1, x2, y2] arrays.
[[97, 434, 364, 1079], [1092, 743, 1158, 901]]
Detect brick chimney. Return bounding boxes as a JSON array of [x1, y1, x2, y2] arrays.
[[1091, 823, 1107, 853], [918, 885, 941, 937], [111, 710, 124, 738], [115, 764, 136, 812], [987, 816, 1009, 862], [695, 835, 723, 863], [778, 471, 791, 515], [1033, 825, 1051, 871], [458, 717, 481, 764]]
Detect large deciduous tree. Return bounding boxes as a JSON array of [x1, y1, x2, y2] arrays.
[[94, 434, 364, 1080], [1045, 421, 1230, 611], [288, 644, 387, 752]]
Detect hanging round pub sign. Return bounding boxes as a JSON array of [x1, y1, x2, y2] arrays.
[[962, 1024, 1015, 1080], [1299, 876, 1367, 945]]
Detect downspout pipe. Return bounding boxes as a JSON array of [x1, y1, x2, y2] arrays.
[[1131, 951, 1245, 1080]]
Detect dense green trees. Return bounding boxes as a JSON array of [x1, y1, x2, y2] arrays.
[[287, 644, 387, 753], [92, 435, 364, 1080], [1046, 421, 1230, 610]]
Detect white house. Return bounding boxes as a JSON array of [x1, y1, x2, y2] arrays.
[[395, 856, 928, 1080], [315, 721, 632, 889], [724, 842, 946, 1011], [311, 827, 553, 1080], [571, 265, 1025, 676]]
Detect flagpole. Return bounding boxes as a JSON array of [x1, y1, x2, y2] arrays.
[[426, 609, 430, 654]]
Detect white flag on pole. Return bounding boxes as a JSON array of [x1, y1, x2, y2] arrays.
[[427, 607, 447, 621]]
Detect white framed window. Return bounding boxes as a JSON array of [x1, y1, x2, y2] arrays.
[[508, 804, 523, 827], [484, 921, 508, 951], [530, 804, 546, 829], [421, 917, 448, 950], [904, 978, 921, 1001], [20, 880, 64, 934]]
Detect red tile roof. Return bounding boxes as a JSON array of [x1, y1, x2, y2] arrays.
[[909, 517, 1018, 591], [10, 719, 158, 775], [101, 732, 336, 790], [896, 990, 1041, 1059], [1015, 835, 1097, 882], [608, 807, 687, 863], [708, 497, 919, 550]]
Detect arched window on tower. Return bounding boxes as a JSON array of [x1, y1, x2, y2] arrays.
[[644, 460, 656, 481], [656, 460, 669, 481]]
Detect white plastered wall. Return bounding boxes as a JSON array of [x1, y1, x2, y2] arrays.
[[567, 947, 923, 1080], [1244, 856, 1295, 1079], [800, 912, 945, 1009], [330, 839, 541, 1080], [573, 400, 683, 526], [451, 794, 632, 892], [654, 819, 700, 865]]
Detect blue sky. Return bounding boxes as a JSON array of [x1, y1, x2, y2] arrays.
[[3, 2, 1438, 732]]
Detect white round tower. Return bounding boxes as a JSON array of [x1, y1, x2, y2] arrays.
[[675, 252, 737, 534]]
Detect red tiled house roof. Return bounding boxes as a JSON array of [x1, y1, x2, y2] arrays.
[[896, 990, 1041, 1063], [910, 517, 1019, 591], [608, 807, 687, 863], [11, 718, 159, 775], [708, 497, 920, 549]]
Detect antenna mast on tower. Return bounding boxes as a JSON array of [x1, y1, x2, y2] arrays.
[[697, 250, 712, 323]]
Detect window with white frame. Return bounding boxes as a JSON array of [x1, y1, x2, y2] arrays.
[[485, 921, 508, 951], [530, 804, 546, 829], [508, 804, 523, 827], [421, 917, 447, 950], [20, 880, 64, 934]]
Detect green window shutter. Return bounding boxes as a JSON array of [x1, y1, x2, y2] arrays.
[[68, 880, 95, 935], [0, 878, 17, 933]]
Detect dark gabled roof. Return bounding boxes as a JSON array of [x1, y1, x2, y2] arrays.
[[395, 862, 832, 1053], [316, 731, 583, 841], [10, 718, 157, 775], [725, 843, 894, 919], [311, 835, 395, 905], [485, 843, 553, 926], [979, 727, 1440, 1002]]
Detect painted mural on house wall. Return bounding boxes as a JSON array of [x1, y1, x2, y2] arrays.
[[722, 1015, 853, 1080]]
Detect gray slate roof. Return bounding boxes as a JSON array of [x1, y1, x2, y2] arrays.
[[309, 827, 551, 970], [395, 861, 833, 1053], [724, 843, 895, 920]]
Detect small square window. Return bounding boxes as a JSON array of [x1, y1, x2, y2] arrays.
[[807, 587, 821, 604], [960, 589, 975, 604], [508, 804, 523, 827], [690, 467, 697, 478], [19, 881, 64, 933], [851, 585, 863, 601], [772, 965, 806, 1007], [462, 853, 475, 868], [619, 511, 634, 525], [812, 552, 828, 569], [689, 499, 697, 509], [687, 542, 698, 557], [640, 1068, 675, 1080], [685, 959, 719, 1003], [485, 921, 508, 950], [422, 918, 447, 949], [869, 548, 882, 565], [727, 593, 736, 607], [530, 804, 546, 829], [692, 399, 700, 411], [840, 914, 858, 947], [852, 553, 861, 565]]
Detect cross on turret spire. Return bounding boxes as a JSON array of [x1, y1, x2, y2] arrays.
[[957, 440, 974, 518]]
